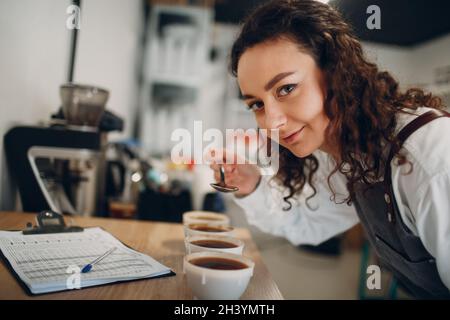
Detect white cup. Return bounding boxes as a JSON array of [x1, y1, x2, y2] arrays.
[[184, 223, 234, 238], [185, 235, 244, 255], [184, 251, 254, 300], [183, 211, 230, 227]]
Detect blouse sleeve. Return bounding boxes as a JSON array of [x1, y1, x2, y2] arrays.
[[408, 172, 450, 289], [233, 152, 359, 246], [392, 115, 450, 290]]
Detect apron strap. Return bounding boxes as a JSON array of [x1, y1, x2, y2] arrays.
[[383, 109, 450, 223]]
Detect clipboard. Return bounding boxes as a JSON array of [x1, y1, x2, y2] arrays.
[[0, 210, 176, 296]]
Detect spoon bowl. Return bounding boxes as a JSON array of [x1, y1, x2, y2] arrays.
[[210, 165, 239, 193], [210, 183, 239, 193]]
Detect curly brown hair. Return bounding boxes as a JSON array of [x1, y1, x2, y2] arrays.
[[230, 0, 446, 210]]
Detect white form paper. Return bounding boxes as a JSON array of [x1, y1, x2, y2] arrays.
[[0, 227, 172, 294]]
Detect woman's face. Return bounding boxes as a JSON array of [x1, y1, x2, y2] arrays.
[[237, 37, 330, 158]]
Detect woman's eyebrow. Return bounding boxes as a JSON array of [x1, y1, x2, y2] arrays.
[[264, 71, 296, 91], [240, 71, 297, 100], [241, 93, 255, 100]]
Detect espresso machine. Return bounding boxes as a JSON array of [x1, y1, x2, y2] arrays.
[[4, 84, 123, 216]]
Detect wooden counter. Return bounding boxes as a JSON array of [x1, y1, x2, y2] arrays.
[[0, 211, 283, 300]]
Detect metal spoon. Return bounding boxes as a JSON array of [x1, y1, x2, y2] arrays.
[[210, 165, 239, 193]]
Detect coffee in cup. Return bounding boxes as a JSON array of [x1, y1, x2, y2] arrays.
[[184, 251, 254, 300], [185, 235, 244, 255], [184, 223, 234, 238], [190, 257, 247, 270]]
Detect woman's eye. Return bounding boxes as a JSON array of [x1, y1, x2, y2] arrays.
[[278, 84, 297, 97], [247, 101, 264, 111]]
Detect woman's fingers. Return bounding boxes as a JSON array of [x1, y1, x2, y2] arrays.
[[213, 170, 220, 182], [207, 148, 245, 165], [209, 163, 220, 171], [213, 166, 238, 183], [209, 162, 236, 173], [208, 148, 241, 185]]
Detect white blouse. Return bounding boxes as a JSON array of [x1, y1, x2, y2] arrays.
[[233, 106, 450, 289]]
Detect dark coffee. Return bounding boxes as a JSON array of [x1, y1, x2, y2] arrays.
[[191, 239, 238, 249], [190, 257, 248, 270], [189, 224, 231, 233]]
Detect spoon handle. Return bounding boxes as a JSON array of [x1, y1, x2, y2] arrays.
[[219, 165, 226, 185]]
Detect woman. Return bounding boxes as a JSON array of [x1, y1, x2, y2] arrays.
[[209, 0, 450, 298]]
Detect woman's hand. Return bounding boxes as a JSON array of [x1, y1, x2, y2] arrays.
[[208, 149, 261, 197]]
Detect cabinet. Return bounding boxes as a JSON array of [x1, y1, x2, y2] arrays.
[[139, 4, 213, 154]]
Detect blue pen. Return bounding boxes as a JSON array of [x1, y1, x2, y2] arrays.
[[81, 247, 117, 273]]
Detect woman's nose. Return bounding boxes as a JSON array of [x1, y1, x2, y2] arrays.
[[264, 102, 286, 130]]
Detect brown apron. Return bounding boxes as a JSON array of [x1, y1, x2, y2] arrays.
[[352, 109, 450, 299]]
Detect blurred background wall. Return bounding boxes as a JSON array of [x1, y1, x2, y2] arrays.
[[1, 0, 449, 211]]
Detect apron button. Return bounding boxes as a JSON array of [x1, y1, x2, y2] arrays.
[[384, 193, 391, 204], [387, 212, 393, 222]]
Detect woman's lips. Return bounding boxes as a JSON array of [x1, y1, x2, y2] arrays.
[[282, 126, 305, 145]]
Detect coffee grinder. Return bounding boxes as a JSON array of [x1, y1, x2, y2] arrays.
[[4, 83, 123, 216]]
